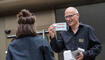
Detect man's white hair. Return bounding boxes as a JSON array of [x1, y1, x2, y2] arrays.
[[65, 7, 79, 13]]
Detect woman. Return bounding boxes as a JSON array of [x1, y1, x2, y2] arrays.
[[6, 9, 55, 60]]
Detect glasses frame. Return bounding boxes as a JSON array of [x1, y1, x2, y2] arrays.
[[64, 14, 77, 18]]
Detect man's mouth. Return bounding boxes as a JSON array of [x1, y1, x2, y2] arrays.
[[67, 20, 73, 23]]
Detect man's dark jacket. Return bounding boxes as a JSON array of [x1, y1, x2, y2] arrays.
[[6, 35, 55, 60], [50, 23, 102, 60]]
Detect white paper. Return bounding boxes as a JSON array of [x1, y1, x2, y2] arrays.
[[78, 48, 85, 52], [72, 48, 85, 58], [63, 48, 85, 60], [54, 22, 67, 31], [63, 50, 76, 60]]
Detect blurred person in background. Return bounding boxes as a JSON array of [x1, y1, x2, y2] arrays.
[[48, 7, 102, 60], [6, 9, 55, 60]]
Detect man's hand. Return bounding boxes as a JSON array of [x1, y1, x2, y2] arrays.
[[76, 52, 84, 60], [48, 24, 55, 38]]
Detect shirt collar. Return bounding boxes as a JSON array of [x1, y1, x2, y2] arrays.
[[67, 22, 84, 31]]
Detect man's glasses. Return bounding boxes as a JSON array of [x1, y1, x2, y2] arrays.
[[64, 14, 76, 18]]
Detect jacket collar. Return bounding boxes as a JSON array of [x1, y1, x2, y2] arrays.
[[16, 35, 35, 39]]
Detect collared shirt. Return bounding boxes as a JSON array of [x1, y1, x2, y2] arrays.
[[50, 23, 101, 60]]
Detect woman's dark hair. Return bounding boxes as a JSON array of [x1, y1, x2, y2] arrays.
[[16, 9, 37, 37]]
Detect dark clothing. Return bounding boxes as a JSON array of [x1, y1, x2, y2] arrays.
[[50, 23, 101, 60], [6, 35, 55, 60]]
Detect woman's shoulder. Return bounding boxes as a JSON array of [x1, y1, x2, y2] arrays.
[[32, 36, 45, 41], [34, 36, 49, 45]]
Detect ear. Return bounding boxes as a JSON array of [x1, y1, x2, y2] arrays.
[[77, 13, 80, 17], [76, 13, 80, 19]]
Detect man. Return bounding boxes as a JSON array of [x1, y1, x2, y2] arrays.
[[48, 7, 102, 60]]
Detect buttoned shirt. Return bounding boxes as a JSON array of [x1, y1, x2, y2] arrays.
[[50, 23, 101, 60]]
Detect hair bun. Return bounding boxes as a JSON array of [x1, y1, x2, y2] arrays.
[[17, 9, 35, 24], [17, 9, 32, 18], [18, 16, 35, 24]]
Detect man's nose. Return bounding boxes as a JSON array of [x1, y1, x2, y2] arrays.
[[66, 17, 71, 21]]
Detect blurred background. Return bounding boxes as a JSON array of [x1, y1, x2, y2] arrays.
[[0, 0, 105, 60]]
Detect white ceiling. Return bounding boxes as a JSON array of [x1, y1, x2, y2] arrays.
[[0, 0, 104, 16], [0, 0, 21, 3], [0, 0, 72, 13]]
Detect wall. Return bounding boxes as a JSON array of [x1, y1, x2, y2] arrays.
[[0, 18, 7, 60]]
